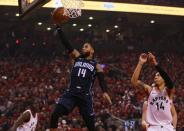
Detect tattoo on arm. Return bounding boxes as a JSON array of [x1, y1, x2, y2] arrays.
[[138, 81, 151, 94], [139, 81, 146, 88]]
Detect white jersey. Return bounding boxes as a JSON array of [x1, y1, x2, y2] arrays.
[[17, 110, 38, 131], [146, 87, 173, 126]]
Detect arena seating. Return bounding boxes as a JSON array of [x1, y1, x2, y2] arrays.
[[0, 19, 184, 131]]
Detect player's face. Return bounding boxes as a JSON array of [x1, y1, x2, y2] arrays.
[[81, 43, 94, 57], [154, 72, 164, 86]]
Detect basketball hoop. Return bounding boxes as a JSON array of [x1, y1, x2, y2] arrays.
[[61, 0, 84, 18]]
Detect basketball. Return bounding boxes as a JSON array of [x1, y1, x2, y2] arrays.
[[52, 7, 69, 24]]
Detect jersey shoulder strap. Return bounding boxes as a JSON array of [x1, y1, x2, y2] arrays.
[[23, 109, 31, 114], [35, 113, 38, 119], [148, 85, 155, 100], [22, 109, 32, 122]]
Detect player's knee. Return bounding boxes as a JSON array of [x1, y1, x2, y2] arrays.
[[50, 111, 60, 128], [82, 113, 94, 119], [50, 105, 68, 128], [88, 114, 95, 121], [51, 105, 66, 120], [82, 114, 95, 129], [51, 110, 60, 120]]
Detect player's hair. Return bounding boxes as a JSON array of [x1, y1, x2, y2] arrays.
[[85, 42, 95, 50]]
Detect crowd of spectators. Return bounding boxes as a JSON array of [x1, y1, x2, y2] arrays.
[[0, 14, 184, 131], [0, 51, 184, 131]]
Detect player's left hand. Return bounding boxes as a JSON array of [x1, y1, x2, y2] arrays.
[[103, 92, 112, 105], [148, 52, 158, 65]]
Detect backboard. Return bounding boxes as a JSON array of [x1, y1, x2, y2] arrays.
[[18, 0, 50, 18]]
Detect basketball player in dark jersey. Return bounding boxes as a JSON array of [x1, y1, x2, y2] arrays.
[[50, 26, 112, 131]]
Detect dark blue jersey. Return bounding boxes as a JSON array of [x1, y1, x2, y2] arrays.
[[68, 56, 97, 95]]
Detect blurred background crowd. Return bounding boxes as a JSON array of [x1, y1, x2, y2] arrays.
[[0, 0, 184, 130], [0, 17, 184, 131]]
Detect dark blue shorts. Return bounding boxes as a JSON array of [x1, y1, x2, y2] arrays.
[[57, 91, 94, 116]]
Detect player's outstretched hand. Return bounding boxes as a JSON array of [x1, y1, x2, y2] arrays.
[[148, 52, 158, 66], [103, 92, 112, 105], [139, 53, 148, 65]]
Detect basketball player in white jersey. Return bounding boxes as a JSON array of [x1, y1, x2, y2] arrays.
[[10, 106, 38, 131], [131, 52, 176, 131], [141, 101, 177, 131]]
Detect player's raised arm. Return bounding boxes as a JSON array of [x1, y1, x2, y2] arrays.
[[148, 52, 175, 98], [56, 26, 80, 59], [10, 111, 31, 131], [96, 63, 112, 105], [131, 53, 152, 94]]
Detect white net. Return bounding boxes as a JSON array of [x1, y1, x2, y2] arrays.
[[61, 0, 84, 18]]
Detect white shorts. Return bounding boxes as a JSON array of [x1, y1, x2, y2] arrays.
[[147, 124, 175, 131]]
